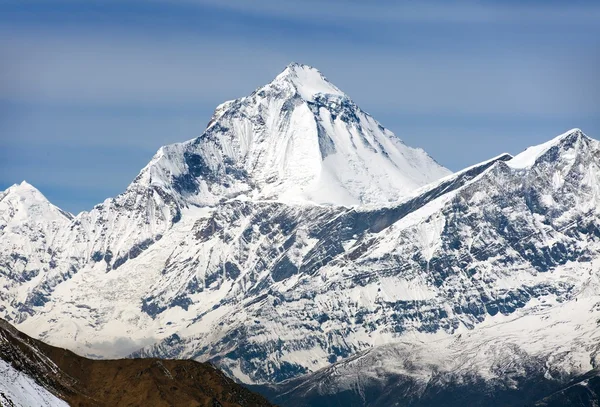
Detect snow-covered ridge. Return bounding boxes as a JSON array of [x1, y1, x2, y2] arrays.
[[507, 128, 588, 169], [273, 62, 346, 102]]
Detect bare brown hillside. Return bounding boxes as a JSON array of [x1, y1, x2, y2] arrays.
[[0, 318, 273, 407]]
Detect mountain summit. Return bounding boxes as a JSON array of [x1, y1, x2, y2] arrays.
[[135, 63, 451, 207], [272, 62, 346, 102], [507, 127, 590, 169]]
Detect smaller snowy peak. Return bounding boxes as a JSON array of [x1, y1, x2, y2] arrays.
[[273, 62, 345, 102], [418, 152, 513, 193], [0, 181, 72, 223], [507, 128, 591, 169], [3, 181, 42, 199], [2, 181, 41, 198], [15, 180, 35, 190]]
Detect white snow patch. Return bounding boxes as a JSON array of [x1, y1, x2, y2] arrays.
[[507, 128, 582, 169], [0, 360, 68, 407]]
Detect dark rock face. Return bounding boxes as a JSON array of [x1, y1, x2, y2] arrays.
[[533, 369, 600, 407], [113, 238, 155, 270]]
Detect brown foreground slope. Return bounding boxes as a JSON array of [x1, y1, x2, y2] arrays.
[[0, 318, 273, 407]]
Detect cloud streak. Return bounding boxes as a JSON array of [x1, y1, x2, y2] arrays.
[[0, 27, 597, 117], [149, 0, 600, 25]]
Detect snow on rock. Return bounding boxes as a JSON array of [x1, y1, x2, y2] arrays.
[[0, 182, 72, 319], [130, 128, 600, 384], [0, 360, 68, 407], [131, 62, 451, 207], [266, 294, 600, 406], [0, 319, 69, 407], [0, 182, 72, 225], [507, 128, 585, 169], [0, 62, 451, 326], [0, 61, 598, 397]]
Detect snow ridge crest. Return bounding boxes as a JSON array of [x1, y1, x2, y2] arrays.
[[273, 62, 346, 102]]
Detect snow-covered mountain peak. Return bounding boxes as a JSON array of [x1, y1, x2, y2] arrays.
[[124, 64, 451, 207], [507, 128, 592, 169], [272, 62, 345, 102], [0, 181, 71, 223], [3, 181, 43, 199]]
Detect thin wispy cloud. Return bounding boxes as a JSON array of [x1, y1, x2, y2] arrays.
[[1, 28, 596, 116], [154, 0, 600, 25]]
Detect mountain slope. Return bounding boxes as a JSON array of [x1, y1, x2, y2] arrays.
[[0, 62, 599, 405], [534, 369, 600, 407], [0, 318, 273, 407], [4, 128, 600, 388], [134, 62, 450, 208], [256, 291, 600, 406], [133, 129, 600, 384], [0, 63, 450, 326], [0, 182, 72, 320], [0, 360, 67, 407]]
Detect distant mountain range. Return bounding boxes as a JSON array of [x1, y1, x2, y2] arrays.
[[1, 63, 599, 406]]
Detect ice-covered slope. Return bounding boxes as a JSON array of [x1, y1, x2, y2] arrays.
[[0, 360, 68, 407], [0, 318, 70, 407]]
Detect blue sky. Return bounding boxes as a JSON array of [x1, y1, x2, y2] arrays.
[[1, 0, 599, 213]]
